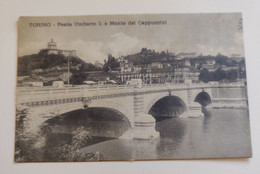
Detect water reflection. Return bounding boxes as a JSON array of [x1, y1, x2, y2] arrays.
[[155, 118, 186, 159], [202, 108, 212, 133]]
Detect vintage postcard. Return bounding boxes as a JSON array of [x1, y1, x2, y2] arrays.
[[15, 13, 252, 162]]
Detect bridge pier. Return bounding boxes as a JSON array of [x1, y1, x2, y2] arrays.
[[133, 87, 159, 140], [186, 102, 204, 118], [186, 85, 204, 118], [134, 113, 159, 140]]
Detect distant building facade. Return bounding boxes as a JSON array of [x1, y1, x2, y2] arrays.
[[118, 59, 174, 84], [173, 68, 200, 83], [120, 59, 134, 73]]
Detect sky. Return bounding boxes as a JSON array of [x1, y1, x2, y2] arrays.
[[18, 13, 244, 63]]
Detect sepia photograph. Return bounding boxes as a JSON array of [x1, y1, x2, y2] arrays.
[[15, 13, 252, 162]]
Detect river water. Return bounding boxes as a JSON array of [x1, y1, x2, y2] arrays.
[[42, 108, 252, 161]]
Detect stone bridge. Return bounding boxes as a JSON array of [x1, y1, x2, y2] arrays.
[[16, 82, 248, 140]]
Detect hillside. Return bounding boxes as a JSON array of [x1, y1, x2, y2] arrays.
[[17, 52, 100, 76], [124, 48, 175, 65], [105, 48, 244, 71]]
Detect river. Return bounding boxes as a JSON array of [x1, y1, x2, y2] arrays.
[[41, 108, 252, 161]]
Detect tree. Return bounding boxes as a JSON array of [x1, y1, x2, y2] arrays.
[[70, 73, 87, 85], [199, 68, 210, 83], [103, 55, 120, 72], [226, 69, 238, 81], [213, 68, 226, 81], [59, 127, 103, 161]]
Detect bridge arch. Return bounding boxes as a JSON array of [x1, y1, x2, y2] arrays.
[[88, 99, 134, 126], [42, 106, 131, 138], [194, 91, 212, 107], [145, 93, 187, 118]]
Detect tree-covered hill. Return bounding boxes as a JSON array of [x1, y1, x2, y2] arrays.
[[17, 52, 100, 76], [124, 48, 175, 65]]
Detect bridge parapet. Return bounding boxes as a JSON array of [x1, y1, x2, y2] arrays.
[[17, 82, 246, 108], [17, 81, 245, 104], [16, 85, 135, 104]]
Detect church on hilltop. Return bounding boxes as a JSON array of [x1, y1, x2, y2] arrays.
[[40, 39, 76, 57]]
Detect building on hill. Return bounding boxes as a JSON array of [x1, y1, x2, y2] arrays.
[[83, 71, 120, 85], [206, 59, 216, 65], [40, 39, 76, 57], [173, 68, 200, 84], [176, 52, 198, 59], [133, 65, 142, 73], [230, 54, 243, 63], [184, 59, 191, 67], [21, 77, 43, 87], [120, 60, 134, 73], [163, 63, 171, 68], [151, 62, 163, 69], [118, 65, 174, 84], [94, 61, 103, 68]]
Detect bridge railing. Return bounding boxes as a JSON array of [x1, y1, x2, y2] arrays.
[[17, 82, 245, 95], [16, 84, 137, 103]]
